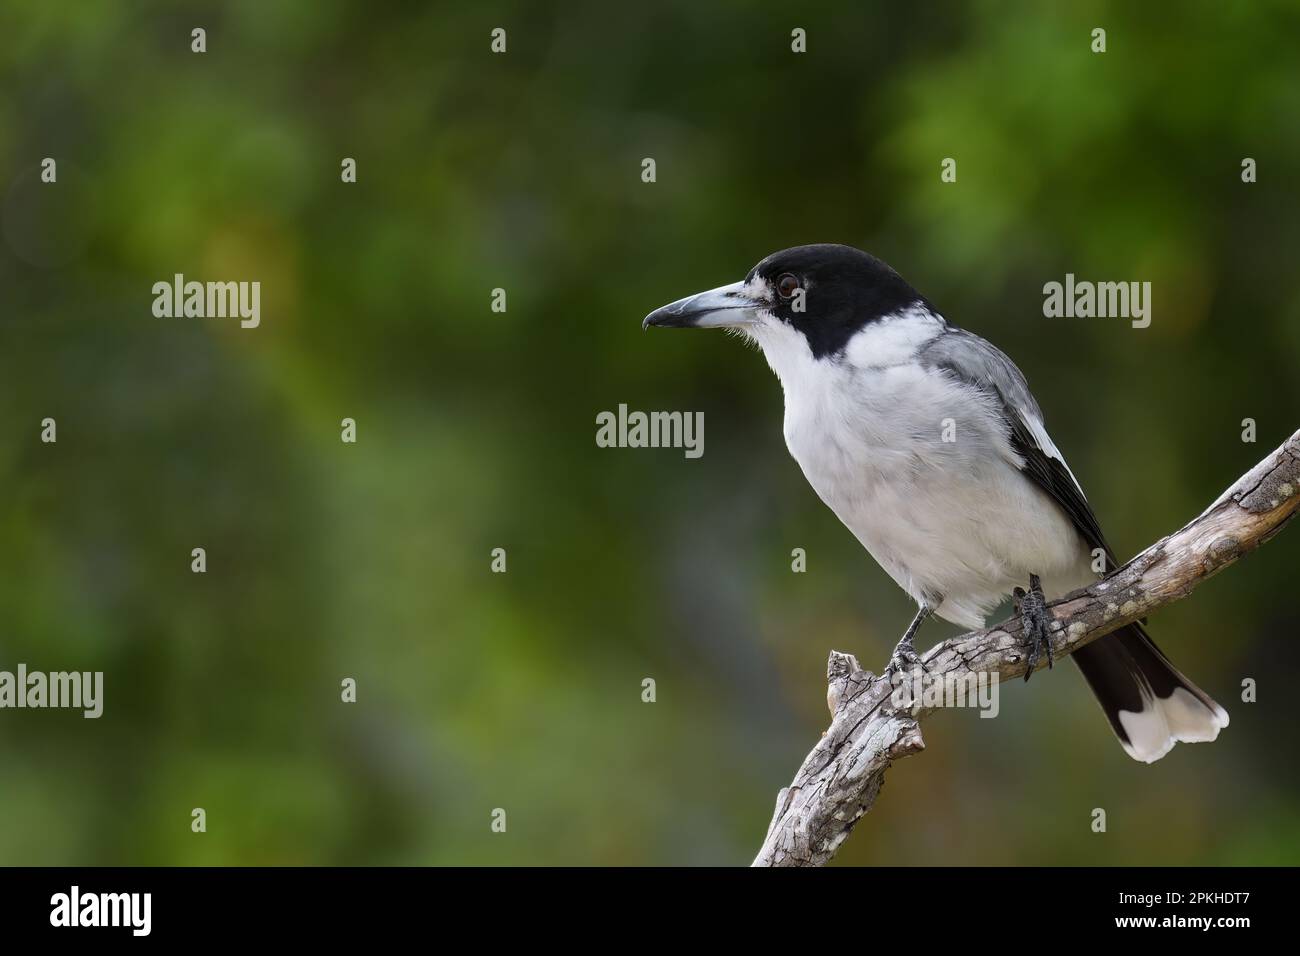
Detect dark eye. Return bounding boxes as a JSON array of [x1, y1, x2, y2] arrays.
[[777, 273, 800, 298]]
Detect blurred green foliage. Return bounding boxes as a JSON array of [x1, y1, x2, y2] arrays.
[[1, 1, 1298, 865]]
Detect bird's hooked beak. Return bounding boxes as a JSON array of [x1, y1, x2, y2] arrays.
[[642, 280, 764, 330]]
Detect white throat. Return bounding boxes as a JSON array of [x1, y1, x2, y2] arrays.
[[745, 305, 946, 395], [745, 319, 822, 390]]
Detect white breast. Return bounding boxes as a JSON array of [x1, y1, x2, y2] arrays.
[[750, 311, 1090, 629]]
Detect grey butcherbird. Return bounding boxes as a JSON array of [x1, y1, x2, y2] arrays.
[[644, 243, 1227, 762]]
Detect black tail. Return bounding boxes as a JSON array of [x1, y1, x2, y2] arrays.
[[1072, 623, 1228, 763]]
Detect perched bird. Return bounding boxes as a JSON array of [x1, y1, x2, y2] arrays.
[[643, 243, 1227, 762]]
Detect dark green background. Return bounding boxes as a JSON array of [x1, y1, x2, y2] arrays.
[[1, 1, 1297, 865]]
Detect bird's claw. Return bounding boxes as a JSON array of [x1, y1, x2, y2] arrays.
[[1014, 573, 1053, 681], [885, 637, 927, 679]]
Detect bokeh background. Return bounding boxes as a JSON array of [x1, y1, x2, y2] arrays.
[[1, 1, 1298, 866]]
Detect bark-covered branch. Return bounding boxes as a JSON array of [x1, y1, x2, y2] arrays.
[[753, 428, 1300, 867]]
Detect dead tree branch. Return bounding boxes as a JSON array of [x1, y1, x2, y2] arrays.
[[753, 428, 1300, 867]]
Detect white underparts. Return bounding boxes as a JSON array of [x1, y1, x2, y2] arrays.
[[751, 306, 1091, 627]]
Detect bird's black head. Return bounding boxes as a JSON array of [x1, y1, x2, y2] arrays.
[[643, 243, 929, 359]]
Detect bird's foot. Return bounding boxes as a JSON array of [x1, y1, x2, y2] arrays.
[[885, 636, 927, 679], [1013, 573, 1053, 681]]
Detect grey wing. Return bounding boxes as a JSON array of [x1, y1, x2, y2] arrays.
[[919, 327, 1117, 570]]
